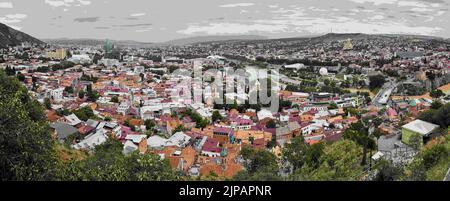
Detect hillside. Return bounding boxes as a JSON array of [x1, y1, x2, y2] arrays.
[[162, 35, 267, 46], [0, 23, 44, 48]]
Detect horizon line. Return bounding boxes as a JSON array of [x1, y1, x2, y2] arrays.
[[38, 32, 448, 45]]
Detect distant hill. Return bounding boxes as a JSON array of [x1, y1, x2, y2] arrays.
[[43, 38, 154, 48], [162, 35, 268, 46], [0, 23, 44, 48], [40, 33, 448, 48], [43, 35, 267, 47], [197, 33, 449, 46]]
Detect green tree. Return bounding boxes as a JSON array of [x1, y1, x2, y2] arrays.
[[343, 121, 376, 165], [87, 88, 100, 102], [401, 158, 426, 181], [235, 147, 280, 181], [212, 110, 223, 122], [373, 160, 402, 181], [144, 119, 156, 130], [421, 144, 447, 169], [298, 140, 363, 181], [0, 71, 60, 181], [111, 95, 119, 103], [173, 125, 186, 134], [417, 109, 436, 123], [430, 100, 443, 110], [16, 73, 25, 82], [282, 137, 309, 171], [73, 106, 96, 121], [43, 97, 52, 110], [368, 74, 386, 90], [432, 103, 450, 128], [266, 119, 277, 128], [64, 86, 74, 94], [78, 90, 85, 99], [430, 89, 444, 98], [328, 102, 338, 110], [60, 138, 180, 181]]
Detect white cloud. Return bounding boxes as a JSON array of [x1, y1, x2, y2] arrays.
[[436, 11, 445, 16], [45, 0, 91, 7], [178, 22, 287, 35], [130, 13, 146, 17], [248, 11, 442, 37], [78, 0, 91, 6], [370, 15, 384, 20], [348, 0, 398, 6], [410, 7, 433, 12], [397, 1, 428, 8], [219, 3, 254, 8], [0, 13, 27, 26], [309, 7, 327, 12], [6, 14, 27, 19], [0, 18, 21, 24], [136, 28, 152, 32], [45, 0, 70, 7], [350, 0, 441, 8], [361, 9, 376, 13], [0, 2, 13, 8]]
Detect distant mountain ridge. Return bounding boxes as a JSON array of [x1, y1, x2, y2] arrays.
[[0, 23, 44, 48], [43, 38, 154, 48], [261, 33, 446, 42], [44, 35, 268, 47], [162, 35, 268, 46], [45, 33, 448, 48], [2, 22, 447, 48]]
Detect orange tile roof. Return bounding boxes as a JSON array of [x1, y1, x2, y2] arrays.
[[181, 146, 197, 170], [229, 109, 239, 116], [200, 162, 223, 177], [244, 111, 257, 118], [162, 146, 177, 158], [235, 130, 272, 144], [167, 156, 181, 170], [89, 103, 98, 110], [129, 118, 143, 127], [223, 161, 243, 178], [46, 110, 60, 122]]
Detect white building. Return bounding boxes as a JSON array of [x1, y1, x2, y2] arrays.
[[117, 102, 130, 115], [283, 63, 305, 70], [98, 58, 120, 67], [146, 132, 191, 149], [134, 66, 145, 74], [49, 87, 64, 101], [72, 129, 108, 150], [68, 54, 92, 64]]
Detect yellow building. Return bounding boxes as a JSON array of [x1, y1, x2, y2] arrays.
[[234, 130, 272, 144], [47, 48, 67, 60], [343, 38, 353, 50]]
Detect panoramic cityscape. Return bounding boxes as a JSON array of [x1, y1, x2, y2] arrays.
[[1, 0, 449, 183]]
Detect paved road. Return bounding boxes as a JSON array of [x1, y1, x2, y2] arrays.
[[372, 79, 397, 107]]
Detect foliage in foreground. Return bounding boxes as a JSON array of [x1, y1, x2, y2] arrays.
[[0, 71, 179, 181]]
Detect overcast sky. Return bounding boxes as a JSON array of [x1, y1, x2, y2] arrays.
[[0, 0, 448, 42]]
